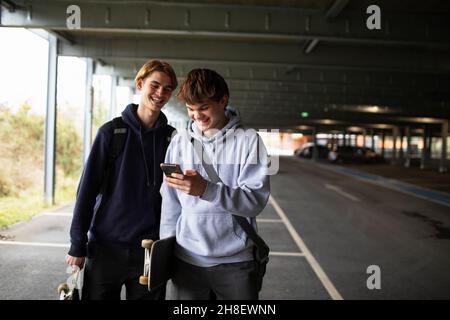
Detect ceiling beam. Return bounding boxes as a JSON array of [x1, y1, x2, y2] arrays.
[[57, 36, 450, 74], [2, 0, 450, 48], [107, 63, 450, 97], [99, 62, 450, 87], [326, 0, 351, 19], [232, 98, 448, 112], [240, 111, 448, 128], [304, 0, 350, 54]]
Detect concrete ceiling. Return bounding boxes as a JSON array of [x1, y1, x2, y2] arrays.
[[1, 0, 450, 133]]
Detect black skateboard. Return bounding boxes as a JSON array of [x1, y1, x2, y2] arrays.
[[139, 236, 176, 291]]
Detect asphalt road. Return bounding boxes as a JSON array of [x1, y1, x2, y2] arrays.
[[1, 156, 449, 299], [263, 156, 450, 299]]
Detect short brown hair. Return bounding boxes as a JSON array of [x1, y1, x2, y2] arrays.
[[134, 59, 178, 89], [177, 68, 229, 105]]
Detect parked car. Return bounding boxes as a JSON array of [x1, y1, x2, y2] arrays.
[[295, 143, 330, 159], [328, 146, 383, 163]]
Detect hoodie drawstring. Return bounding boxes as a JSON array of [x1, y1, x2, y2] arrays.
[[153, 133, 156, 187], [139, 128, 151, 187]]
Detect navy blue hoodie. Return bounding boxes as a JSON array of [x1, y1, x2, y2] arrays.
[[68, 104, 175, 257]]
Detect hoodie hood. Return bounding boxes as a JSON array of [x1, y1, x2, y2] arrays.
[[188, 107, 241, 144], [121, 103, 169, 134], [121, 103, 170, 187]]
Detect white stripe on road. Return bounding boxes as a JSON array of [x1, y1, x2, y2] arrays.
[[324, 183, 360, 202], [270, 251, 305, 257], [257, 219, 283, 223], [269, 195, 344, 300], [41, 212, 73, 217], [0, 240, 69, 248]]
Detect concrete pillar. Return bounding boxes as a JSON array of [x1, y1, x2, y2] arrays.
[[83, 58, 94, 164], [421, 126, 427, 170], [342, 127, 346, 147], [44, 34, 58, 206], [428, 134, 433, 161], [440, 120, 448, 173], [381, 131, 386, 159], [362, 129, 367, 148], [392, 127, 399, 164], [371, 130, 375, 149], [312, 127, 319, 161], [404, 126, 411, 168], [399, 128, 404, 161]]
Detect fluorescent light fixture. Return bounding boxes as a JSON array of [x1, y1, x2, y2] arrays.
[[347, 126, 364, 132], [304, 39, 319, 54], [291, 133, 304, 139]]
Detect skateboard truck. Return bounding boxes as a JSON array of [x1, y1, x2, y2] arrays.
[[139, 239, 154, 286], [138, 236, 175, 291], [58, 266, 82, 300], [58, 283, 80, 300]]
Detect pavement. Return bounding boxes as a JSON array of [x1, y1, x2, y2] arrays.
[[1, 156, 449, 300], [337, 159, 450, 194]]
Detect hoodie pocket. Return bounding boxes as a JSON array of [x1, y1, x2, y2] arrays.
[[177, 212, 247, 257]]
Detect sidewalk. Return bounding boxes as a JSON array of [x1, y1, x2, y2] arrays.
[[299, 158, 450, 207], [338, 161, 450, 194]]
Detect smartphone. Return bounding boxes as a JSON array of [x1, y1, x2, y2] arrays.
[[160, 163, 183, 177]]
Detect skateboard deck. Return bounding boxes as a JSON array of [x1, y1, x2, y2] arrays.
[[139, 236, 176, 291]]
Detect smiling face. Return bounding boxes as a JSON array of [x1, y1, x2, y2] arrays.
[[186, 96, 228, 135], [136, 71, 174, 112]]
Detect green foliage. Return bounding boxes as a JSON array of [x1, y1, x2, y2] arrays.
[[0, 168, 13, 197], [0, 103, 44, 196], [0, 103, 83, 229], [0, 191, 48, 229], [56, 117, 82, 177]]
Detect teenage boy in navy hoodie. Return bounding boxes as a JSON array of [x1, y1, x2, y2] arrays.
[[66, 60, 177, 300]]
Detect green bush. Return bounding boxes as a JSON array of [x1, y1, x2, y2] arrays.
[[0, 103, 83, 228], [0, 103, 44, 196], [57, 116, 82, 177]]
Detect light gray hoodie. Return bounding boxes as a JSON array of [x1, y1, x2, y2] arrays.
[[160, 108, 270, 266]]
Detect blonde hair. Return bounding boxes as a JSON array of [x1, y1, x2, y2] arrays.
[[134, 60, 178, 89]]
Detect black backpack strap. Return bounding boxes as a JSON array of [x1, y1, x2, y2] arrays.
[[99, 117, 128, 196], [164, 125, 176, 149]]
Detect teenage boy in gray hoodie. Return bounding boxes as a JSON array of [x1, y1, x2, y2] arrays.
[[160, 68, 270, 299]]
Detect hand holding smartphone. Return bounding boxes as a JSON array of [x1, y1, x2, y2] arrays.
[[160, 163, 182, 177]]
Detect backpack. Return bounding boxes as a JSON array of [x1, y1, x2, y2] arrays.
[[99, 116, 174, 197]]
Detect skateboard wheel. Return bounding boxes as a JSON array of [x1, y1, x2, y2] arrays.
[[141, 239, 154, 249], [139, 276, 149, 285], [58, 283, 69, 294]]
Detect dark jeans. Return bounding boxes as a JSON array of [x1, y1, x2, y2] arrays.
[[167, 257, 259, 300], [81, 241, 165, 300]]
